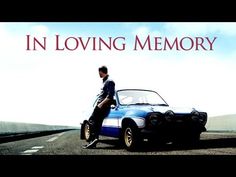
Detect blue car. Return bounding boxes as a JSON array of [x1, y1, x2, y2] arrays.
[[80, 89, 207, 150]]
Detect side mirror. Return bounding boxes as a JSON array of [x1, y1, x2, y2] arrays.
[[110, 99, 117, 109]]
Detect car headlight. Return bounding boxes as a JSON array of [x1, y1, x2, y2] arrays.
[[148, 112, 163, 127], [191, 110, 200, 121], [199, 112, 207, 125], [165, 110, 175, 122]]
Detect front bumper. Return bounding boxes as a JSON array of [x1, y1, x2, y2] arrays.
[[140, 121, 206, 139], [142, 111, 207, 139]]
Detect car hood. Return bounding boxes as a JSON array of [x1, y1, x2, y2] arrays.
[[132, 105, 195, 114]]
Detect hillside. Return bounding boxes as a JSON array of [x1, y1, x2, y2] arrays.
[[206, 114, 236, 131]]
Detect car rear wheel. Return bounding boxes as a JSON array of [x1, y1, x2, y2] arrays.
[[84, 121, 92, 142]]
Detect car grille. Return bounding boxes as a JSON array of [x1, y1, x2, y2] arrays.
[[146, 113, 192, 128], [173, 114, 191, 122]]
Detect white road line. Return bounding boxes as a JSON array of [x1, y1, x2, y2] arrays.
[[46, 132, 65, 142], [23, 149, 39, 153], [21, 149, 39, 155], [58, 132, 65, 136], [32, 146, 44, 149], [47, 136, 58, 142], [20, 146, 45, 155]]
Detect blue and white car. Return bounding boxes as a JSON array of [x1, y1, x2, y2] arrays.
[[80, 89, 207, 150]]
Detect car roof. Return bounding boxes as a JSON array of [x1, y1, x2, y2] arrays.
[[116, 89, 157, 92]]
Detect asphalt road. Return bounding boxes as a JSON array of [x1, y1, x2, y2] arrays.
[[0, 130, 236, 155]]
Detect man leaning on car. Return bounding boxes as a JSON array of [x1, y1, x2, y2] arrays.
[[83, 65, 115, 149]]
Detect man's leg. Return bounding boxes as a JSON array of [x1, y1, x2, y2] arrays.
[[83, 106, 102, 148], [88, 106, 101, 141], [83, 107, 110, 149], [93, 107, 110, 139]]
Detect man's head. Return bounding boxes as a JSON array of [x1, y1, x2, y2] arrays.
[[98, 65, 108, 78]]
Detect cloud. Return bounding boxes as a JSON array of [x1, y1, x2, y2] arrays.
[[132, 25, 163, 37], [163, 22, 208, 36], [30, 25, 49, 36], [132, 26, 149, 37], [163, 22, 236, 36], [208, 23, 236, 36], [131, 23, 236, 38]]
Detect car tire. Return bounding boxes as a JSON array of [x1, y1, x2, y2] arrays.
[[122, 123, 140, 151], [83, 121, 92, 142]]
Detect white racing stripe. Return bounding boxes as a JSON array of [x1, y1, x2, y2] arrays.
[[102, 119, 119, 127], [47, 136, 58, 142], [103, 117, 146, 128]]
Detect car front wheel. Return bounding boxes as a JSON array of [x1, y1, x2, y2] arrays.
[[122, 124, 140, 151]]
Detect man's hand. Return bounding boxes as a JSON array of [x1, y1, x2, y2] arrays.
[[97, 103, 103, 109], [97, 97, 110, 109]]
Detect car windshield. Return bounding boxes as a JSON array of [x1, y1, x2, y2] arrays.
[[117, 90, 168, 106]]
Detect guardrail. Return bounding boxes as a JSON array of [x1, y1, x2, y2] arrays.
[[0, 121, 79, 143]]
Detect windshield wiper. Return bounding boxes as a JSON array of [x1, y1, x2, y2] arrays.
[[127, 103, 169, 106], [157, 103, 169, 106]]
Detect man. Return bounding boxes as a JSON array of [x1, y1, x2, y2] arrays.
[[83, 65, 115, 149]]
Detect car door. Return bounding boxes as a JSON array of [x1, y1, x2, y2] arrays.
[[100, 99, 123, 138]]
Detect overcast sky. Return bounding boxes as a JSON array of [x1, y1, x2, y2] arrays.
[[0, 22, 236, 126]]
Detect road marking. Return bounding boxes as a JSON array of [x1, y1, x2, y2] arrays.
[[23, 149, 39, 153], [21, 149, 39, 155], [32, 146, 44, 149], [20, 146, 44, 155], [47, 136, 58, 142], [46, 132, 65, 142], [58, 132, 65, 136]]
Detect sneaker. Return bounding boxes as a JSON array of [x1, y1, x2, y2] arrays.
[[83, 138, 99, 149]]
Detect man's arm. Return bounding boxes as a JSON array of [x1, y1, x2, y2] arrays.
[[97, 97, 111, 108], [98, 80, 115, 109]]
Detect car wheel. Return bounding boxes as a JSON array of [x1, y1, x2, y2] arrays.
[[122, 124, 140, 151], [84, 121, 92, 142]]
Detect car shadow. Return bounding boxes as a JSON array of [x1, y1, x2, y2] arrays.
[[97, 137, 236, 152], [96, 139, 124, 150], [138, 137, 236, 152]]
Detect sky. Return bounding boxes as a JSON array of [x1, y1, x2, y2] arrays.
[[0, 22, 236, 126]]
